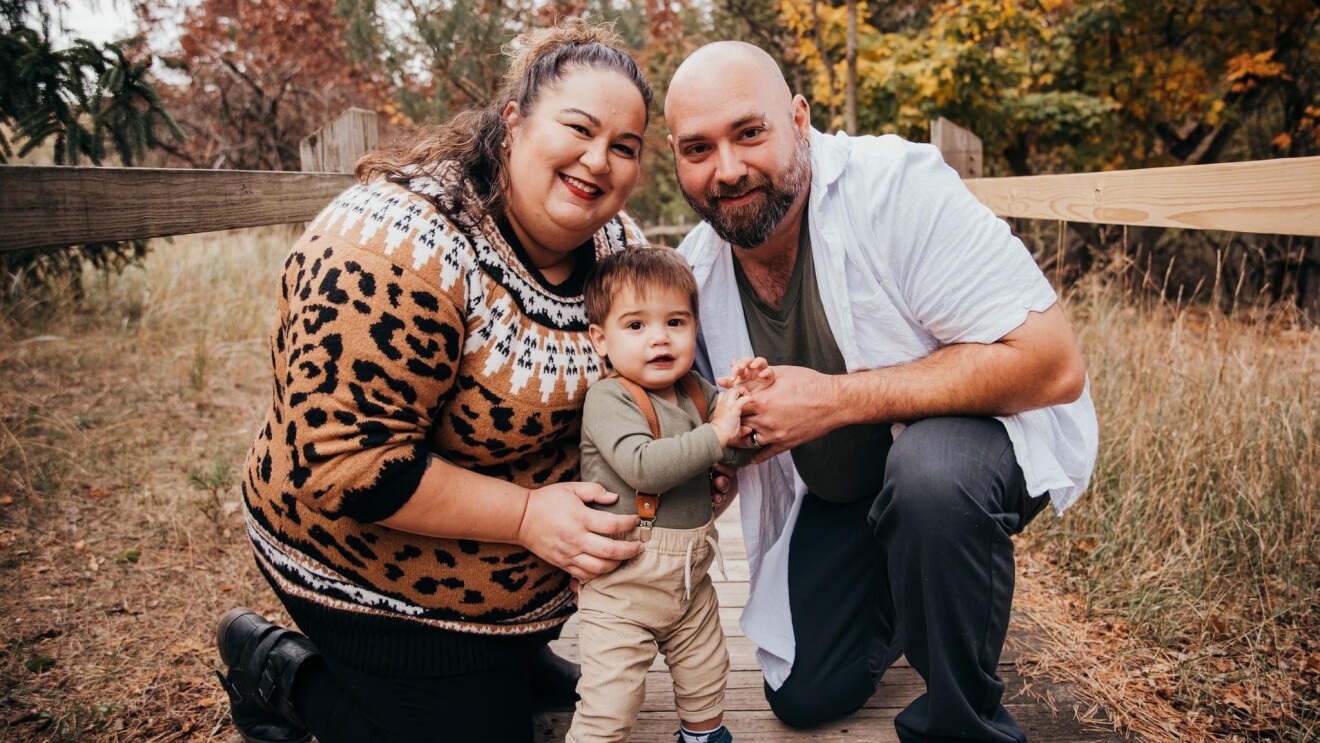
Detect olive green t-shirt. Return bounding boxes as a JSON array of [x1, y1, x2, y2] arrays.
[[732, 214, 892, 504]]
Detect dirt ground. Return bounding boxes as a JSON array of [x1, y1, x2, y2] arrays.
[[1, 326, 288, 742]]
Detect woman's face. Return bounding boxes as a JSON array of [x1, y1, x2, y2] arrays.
[[502, 67, 647, 267]]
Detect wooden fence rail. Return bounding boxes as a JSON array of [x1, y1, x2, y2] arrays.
[[0, 167, 352, 254], [2, 110, 1318, 254], [964, 157, 1320, 237]]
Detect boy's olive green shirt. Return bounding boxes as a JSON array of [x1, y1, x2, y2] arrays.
[[580, 375, 754, 528]]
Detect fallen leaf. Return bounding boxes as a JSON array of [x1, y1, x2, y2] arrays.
[[88, 488, 111, 499], [113, 550, 140, 564], [0, 495, 13, 506], [1223, 683, 1251, 712], [1304, 653, 1320, 676], [1208, 615, 1230, 636], [169, 638, 206, 657]]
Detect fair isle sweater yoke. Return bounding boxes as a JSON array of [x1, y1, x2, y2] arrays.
[[241, 172, 645, 660]]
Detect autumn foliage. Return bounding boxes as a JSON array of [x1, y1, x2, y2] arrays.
[[147, 0, 394, 171]]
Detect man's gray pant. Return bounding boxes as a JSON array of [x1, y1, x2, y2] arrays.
[[763, 416, 1050, 743]]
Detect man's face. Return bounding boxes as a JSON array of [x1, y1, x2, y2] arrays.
[[667, 97, 812, 249]]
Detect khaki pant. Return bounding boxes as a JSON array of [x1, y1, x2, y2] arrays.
[[566, 520, 729, 743]]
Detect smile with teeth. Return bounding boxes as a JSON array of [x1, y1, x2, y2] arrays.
[[561, 174, 602, 195]]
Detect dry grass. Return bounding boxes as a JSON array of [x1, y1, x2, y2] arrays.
[[1, 229, 1317, 741], [0, 227, 297, 742], [1013, 277, 1320, 742]]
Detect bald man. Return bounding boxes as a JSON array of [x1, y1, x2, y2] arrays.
[[665, 42, 1099, 743]]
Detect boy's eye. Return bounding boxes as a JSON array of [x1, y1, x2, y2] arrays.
[[667, 318, 686, 327], [627, 321, 644, 331]]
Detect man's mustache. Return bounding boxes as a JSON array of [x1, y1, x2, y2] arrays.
[[708, 176, 771, 202]]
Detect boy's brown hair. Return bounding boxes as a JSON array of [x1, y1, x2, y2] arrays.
[[584, 246, 699, 326]]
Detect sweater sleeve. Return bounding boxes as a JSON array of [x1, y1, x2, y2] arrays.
[[274, 241, 465, 522], [582, 379, 725, 495]]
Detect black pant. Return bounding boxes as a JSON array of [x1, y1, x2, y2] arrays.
[[764, 416, 1049, 743], [291, 647, 536, 743]]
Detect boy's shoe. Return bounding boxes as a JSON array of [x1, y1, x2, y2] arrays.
[[214, 608, 319, 743], [676, 725, 733, 743]]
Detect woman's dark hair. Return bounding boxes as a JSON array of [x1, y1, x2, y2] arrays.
[[354, 19, 652, 224]]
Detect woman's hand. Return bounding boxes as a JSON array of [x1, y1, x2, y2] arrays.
[[517, 482, 645, 582], [710, 463, 738, 519]]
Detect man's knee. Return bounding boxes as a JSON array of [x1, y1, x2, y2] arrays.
[[765, 681, 830, 728], [764, 676, 868, 729], [875, 416, 1015, 527]]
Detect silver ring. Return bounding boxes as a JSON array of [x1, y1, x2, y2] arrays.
[[750, 431, 760, 448]]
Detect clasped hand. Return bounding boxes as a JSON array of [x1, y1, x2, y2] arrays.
[[719, 361, 841, 464]]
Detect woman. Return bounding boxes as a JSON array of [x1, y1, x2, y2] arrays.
[[214, 20, 654, 743]]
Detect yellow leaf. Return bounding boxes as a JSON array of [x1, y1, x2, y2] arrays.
[[1272, 132, 1292, 150]]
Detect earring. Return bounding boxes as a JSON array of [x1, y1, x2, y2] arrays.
[[502, 138, 510, 149]]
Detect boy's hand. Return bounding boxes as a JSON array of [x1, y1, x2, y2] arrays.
[[709, 386, 748, 447], [721, 356, 776, 395]]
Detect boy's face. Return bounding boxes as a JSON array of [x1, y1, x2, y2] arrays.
[[588, 284, 698, 393]]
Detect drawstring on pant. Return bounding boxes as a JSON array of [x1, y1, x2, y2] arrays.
[[682, 534, 727, 601]]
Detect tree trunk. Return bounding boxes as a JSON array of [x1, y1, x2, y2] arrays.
[[811, 0, 837, 126], [845, 0, 857, 135]]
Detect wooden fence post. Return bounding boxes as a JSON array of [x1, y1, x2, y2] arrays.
[[300, 108, 379, 173], [930, 117, 982, 179]]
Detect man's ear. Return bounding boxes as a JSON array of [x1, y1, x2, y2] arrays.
[[666, 133, 676, 157], [791, 94, 811, 136], [587, 324, 608, 359]]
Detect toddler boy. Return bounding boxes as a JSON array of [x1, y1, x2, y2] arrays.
[[570, 247, 771, 743]]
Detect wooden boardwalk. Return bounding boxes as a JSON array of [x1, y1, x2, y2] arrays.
[[535, 502, 1120, 743]]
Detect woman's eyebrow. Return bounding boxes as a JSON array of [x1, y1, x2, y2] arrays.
[[561, 108, 643, 144]]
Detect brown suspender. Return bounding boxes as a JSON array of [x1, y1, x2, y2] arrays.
[[611, 372, 709, 531]]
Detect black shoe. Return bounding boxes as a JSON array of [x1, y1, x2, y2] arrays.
[[529, 644, 580, 711], [215, 607, 318, 743]]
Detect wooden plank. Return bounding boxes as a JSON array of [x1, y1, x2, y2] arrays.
[[536, 699, 1119, 743], [930, 117, 983, 179], [300, 108, 378, 174], [964, 156, 1320, 236], [534, 498, 1120, 743], [0, 166, 352, 253]]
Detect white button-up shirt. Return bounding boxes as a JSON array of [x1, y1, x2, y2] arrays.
[[678, 129, 1099, 690]]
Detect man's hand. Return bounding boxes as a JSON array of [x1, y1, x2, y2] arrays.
[[736, 365, 844, 464], [517, 482, 644, 582]]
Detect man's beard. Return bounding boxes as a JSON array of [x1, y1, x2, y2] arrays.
[[679, 138, 811, 249]]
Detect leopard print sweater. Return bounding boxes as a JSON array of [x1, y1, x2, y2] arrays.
[[241, 171, 644, 672]]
